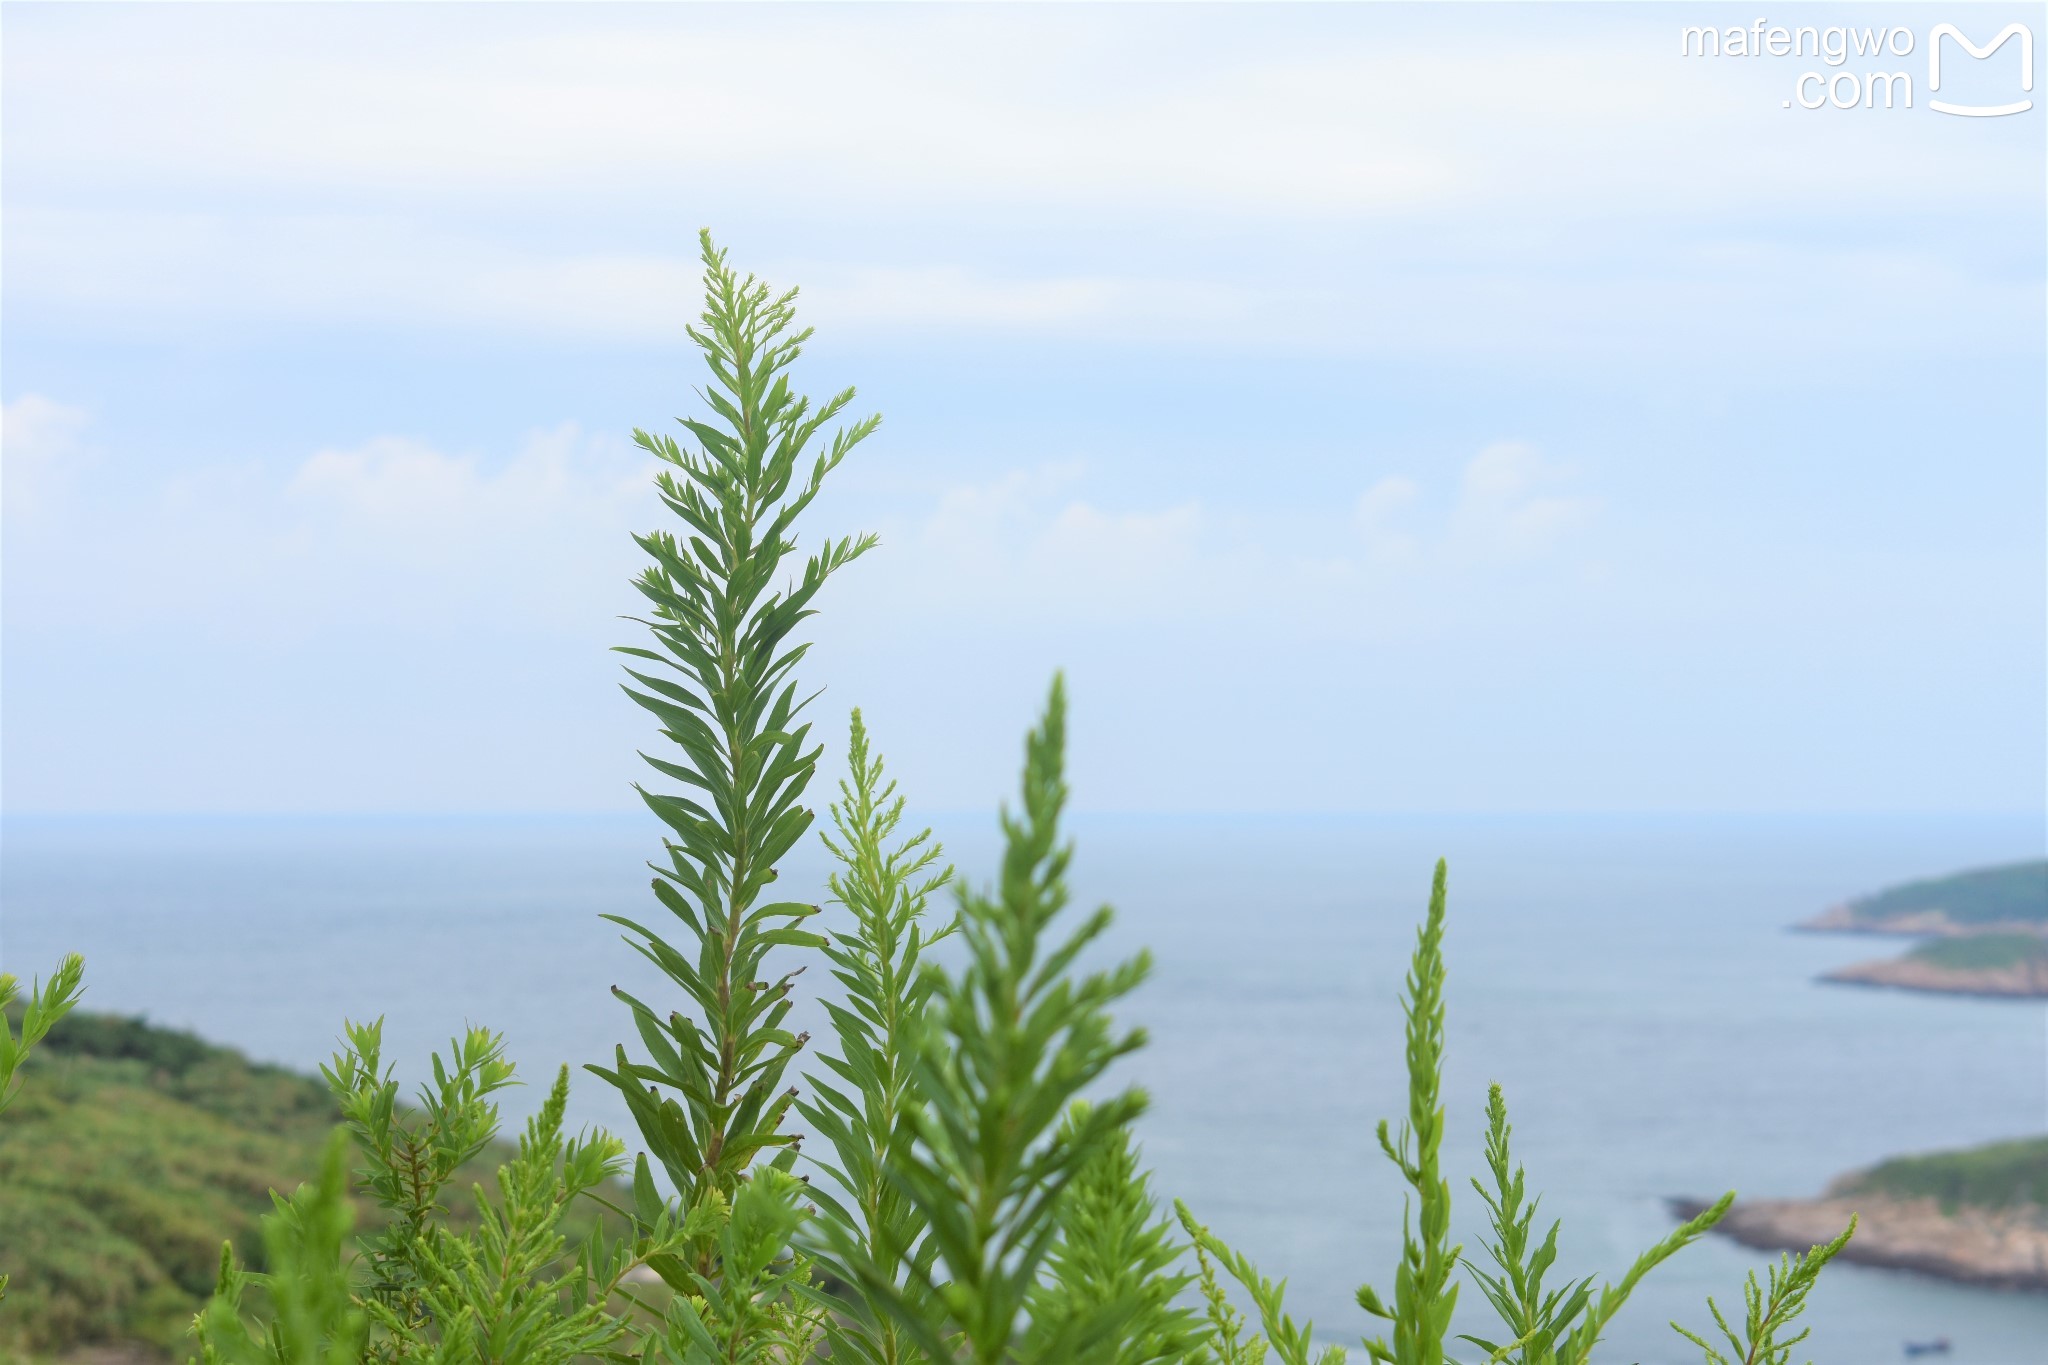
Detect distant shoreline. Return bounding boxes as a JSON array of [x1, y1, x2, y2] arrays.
[[1669, 1192, 2048, 1293], [1816, 954, 2048, 1000], [1796, 901, 2048, 940]]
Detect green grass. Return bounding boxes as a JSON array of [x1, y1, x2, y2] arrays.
[[0, 1013, 344, 1359], [0, 1010, 616, 1362], [1905, 933, 2048, 971], [1843, 1136, 2048, 1214], [1846, 860, 2048, 928]]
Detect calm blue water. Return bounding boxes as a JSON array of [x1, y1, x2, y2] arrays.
[[3, 812, 2045, 1364]]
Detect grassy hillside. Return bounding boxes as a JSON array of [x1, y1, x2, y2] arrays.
[[0, 1012, 344, 1359], [1845, 860, 2048, 929], [0, 1010, 609, 1362], [1842, 1135, 2048, 1214], [1906, 932, 2048, 971]]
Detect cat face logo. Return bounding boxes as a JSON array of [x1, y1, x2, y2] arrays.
[[1928, 23, 2034, 117]]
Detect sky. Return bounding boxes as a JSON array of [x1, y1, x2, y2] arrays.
[[3, 2, 2043, 816]]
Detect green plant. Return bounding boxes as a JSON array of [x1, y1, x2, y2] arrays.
[[1671, 1220, 1857, 1365], [588, 229, 878, 1309], [322, 1021, 520, 1335], [1184, 861, 1797, 1365], [1, 953, 86, 1309], [198, 1023, 674, 1365], [1, 953, 85, 1118], [1357, 864, 1458, 1365], [1455, 1080, 1738, 1365], [796, 710, 954, 1365], [654, 1166, 821, 1365], [861, 678, 1153, 1365], [195, 1132, 369, 1365], [1176, 1202, 1336, 1365], [363, 1066, 643, 1364], [1457, 1083, 1595, 1365], [1034, 1108, 1207, 1365]]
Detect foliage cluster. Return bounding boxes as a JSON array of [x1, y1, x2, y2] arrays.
[[2, 235, 1854, 1365], [1905, 933, 2048, 971], [0, 1005, 615, 1360], [1843, 1136, 2048, 1214], [1844, 861, 2048, 928]]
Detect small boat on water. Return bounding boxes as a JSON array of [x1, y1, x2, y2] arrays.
[[1903, 1341, 1952, 1358]]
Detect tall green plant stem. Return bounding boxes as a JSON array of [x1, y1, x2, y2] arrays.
[[1359, 861, 1459, 1365], [799, 710, 953, 1365], [590, 231, 876, 1282], [868, 677, 1152, 1365]]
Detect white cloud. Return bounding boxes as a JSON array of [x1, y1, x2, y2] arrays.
[[4, 7, 2035, 359], [1044, 500, 1205, 592], [2, 10, 1463, 217], [894, 463, 1214, 620], [3, 210, 1274, 342], [279, 424, 659, 621], [2, 393, 93, 517], [10, 421, 661, 635], [1346, 445, 1598, 573], [1450, 442, 1600, 560], [288, 425, 649, 546], [803, 267, 1251, 334], [10, 195, 2028, 368], [868, 444, 1604, 635], [1354, 475, 1422, 564], [7, 7, 2026, 223], [3, 209, 704, 340]]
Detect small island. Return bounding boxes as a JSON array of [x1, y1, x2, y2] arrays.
[[1800, 860, 2048, 999], [1675, 1135, 2048, 1292]]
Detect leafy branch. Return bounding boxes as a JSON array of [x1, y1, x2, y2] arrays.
[[1358, 862, 1459, 1365], [588, 229, 876, 1289], [0, 953, 85, 1117], [798, 710, 954, 1365], [864, 676, 1151, 1365], [1672, 1219, 1857, 1365]]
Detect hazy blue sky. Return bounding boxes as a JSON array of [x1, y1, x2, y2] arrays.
[[4, 3, 2043, 815]]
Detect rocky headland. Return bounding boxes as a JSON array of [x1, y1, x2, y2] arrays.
[[1819, 945, 2048, 998], [1677, 1136, 2048, 1292], [1670, 1189, 2048, 1291]]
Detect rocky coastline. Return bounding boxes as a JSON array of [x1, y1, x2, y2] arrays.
[[1819, 952, 2048, 999], [1796, 902, 2048, 939], [1670, 1190, 2048, 1292]]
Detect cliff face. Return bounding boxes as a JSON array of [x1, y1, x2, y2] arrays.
[[1820, 954, 2048, 999], [1671, 1192, 2048, 1291]]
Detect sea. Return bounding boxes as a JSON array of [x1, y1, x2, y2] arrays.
[[3, 810, 2044, 1365]]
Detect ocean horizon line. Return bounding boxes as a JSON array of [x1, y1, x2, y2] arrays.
[[3, 807, 2042, 824]]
